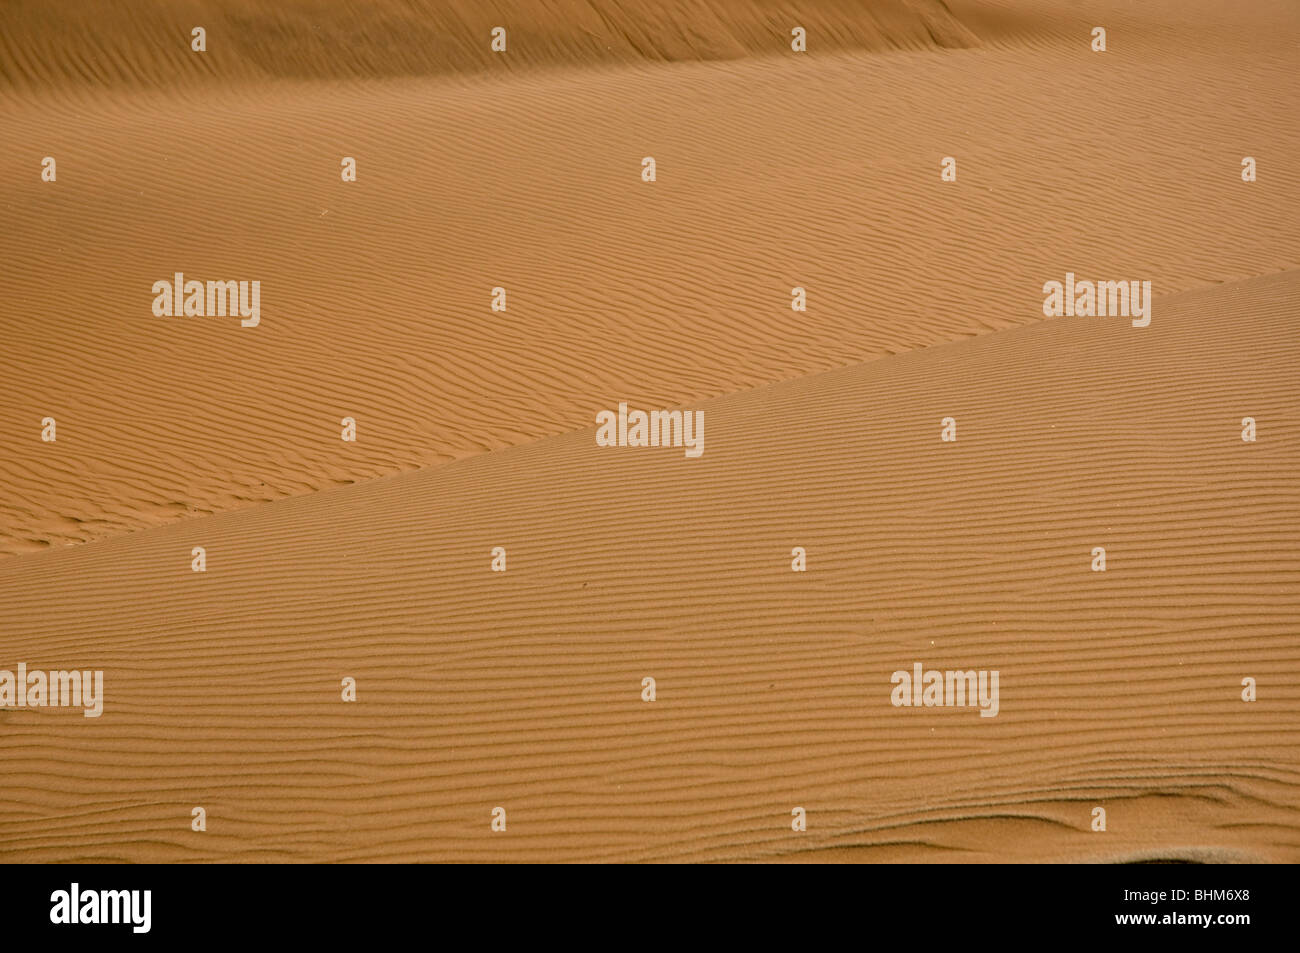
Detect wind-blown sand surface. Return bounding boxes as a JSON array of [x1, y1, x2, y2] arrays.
[[3, 1, 1298, 556], [1, 0, 1298, 862], [2, 272, 1298, 862]]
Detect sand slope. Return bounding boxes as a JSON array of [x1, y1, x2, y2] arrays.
[[1, 270, 1296, 863], [3, 28, 1297, 556], [1, 0, 1297, 865], [0, 0, 987, 92]]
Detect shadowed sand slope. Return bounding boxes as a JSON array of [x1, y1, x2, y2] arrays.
[[3, 0, 1291, 95], [0, 0, 984, 91], [3, 35, 1298, 555], [1, 270, 1296, 862]]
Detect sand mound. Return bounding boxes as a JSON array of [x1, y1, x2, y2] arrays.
[[1, 270, 1296, 862]]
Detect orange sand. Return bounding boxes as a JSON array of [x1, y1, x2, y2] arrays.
[[1, 0, 1297, 862]]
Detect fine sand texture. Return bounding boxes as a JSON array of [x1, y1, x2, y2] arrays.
[[1, 0, 1298, 862], [3, 0, 1299, 557]]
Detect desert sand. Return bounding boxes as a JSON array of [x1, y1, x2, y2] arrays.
[[0, 0, 1297, 862]]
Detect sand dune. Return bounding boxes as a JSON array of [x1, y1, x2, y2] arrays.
[[3, 20, 1297, 556], [1, 271, 1296, 862], [1, 0, 1297, 866], [0, 0, 987, 92], [3, 0, 1292, 94]]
